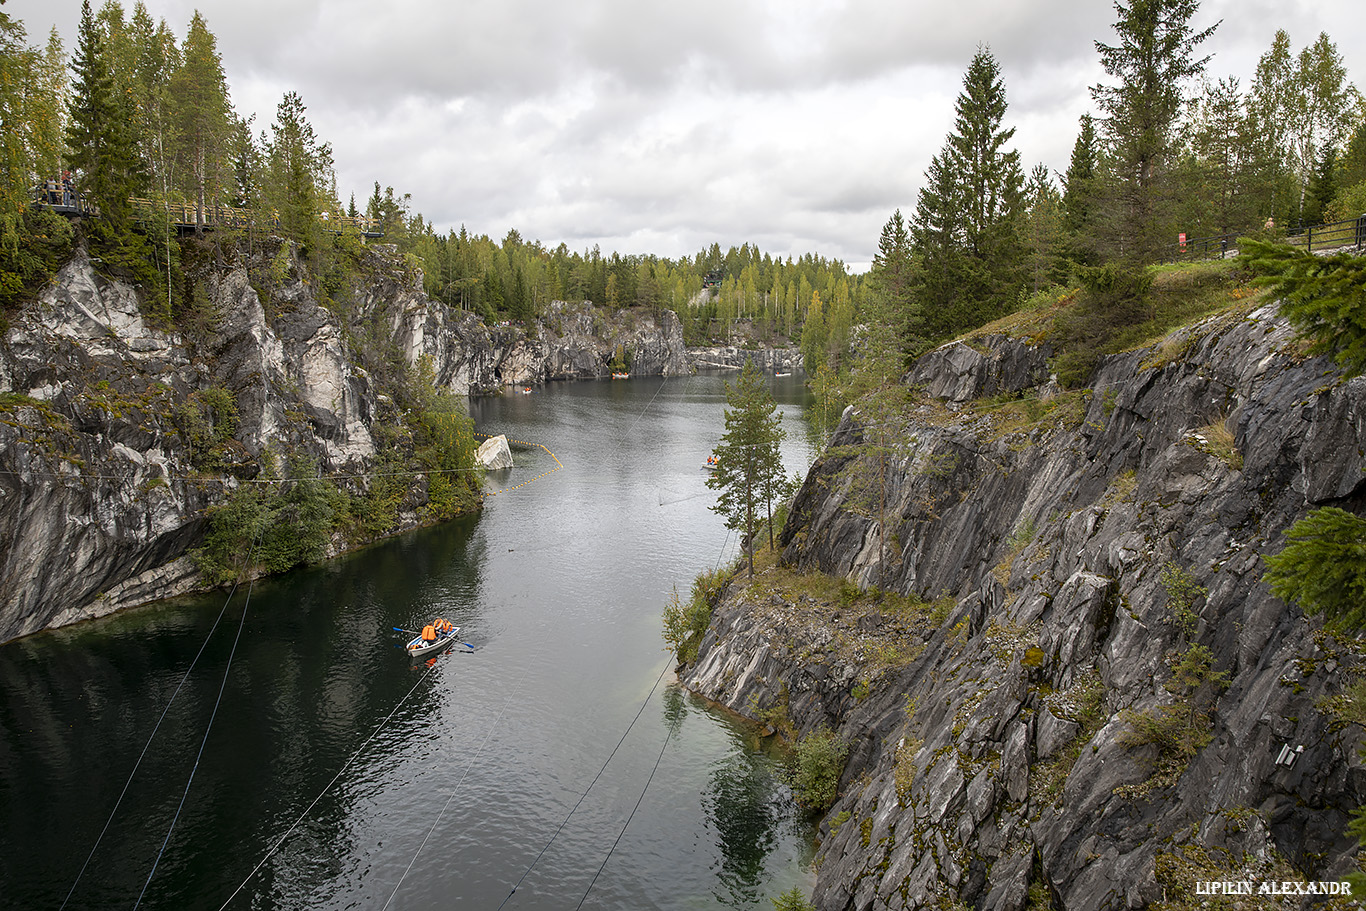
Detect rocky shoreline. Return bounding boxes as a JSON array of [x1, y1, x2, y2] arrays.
[[680, 310, 1366, 909]]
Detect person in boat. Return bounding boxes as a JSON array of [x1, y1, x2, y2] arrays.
[[421, 624, 437, 643]]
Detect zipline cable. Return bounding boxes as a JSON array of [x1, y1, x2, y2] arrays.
[[495, 657, 674, 911], [214, 646, 452, 910], [573, 668, 681, 910], [377, 694, 513, 911], [58, 571, 252, 910], [217, 432, 561, 908], [134, 563, 258, 909]]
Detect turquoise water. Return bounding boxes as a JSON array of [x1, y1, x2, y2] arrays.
[[0, 372, 820, 909]]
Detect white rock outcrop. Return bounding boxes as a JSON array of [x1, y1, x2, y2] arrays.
[[475, 434, 514, 470]]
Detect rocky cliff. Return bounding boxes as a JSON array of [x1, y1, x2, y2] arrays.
[[0, 239, 691, 643], [688, 344, 804, 374], [681, 308, 1366, 909]]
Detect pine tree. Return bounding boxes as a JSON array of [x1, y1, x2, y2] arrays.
[[707, 361, 785, 578], [1091, 0, 1218, 261]]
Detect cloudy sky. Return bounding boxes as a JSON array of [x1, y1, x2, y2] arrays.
[[10, 0, 1365, 271]]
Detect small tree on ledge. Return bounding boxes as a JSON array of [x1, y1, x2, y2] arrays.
[[707, 360, 785, 577]]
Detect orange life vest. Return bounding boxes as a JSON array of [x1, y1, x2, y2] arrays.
[[422, 625, 436, 642]]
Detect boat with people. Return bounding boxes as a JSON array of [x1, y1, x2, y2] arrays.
[[612, 371, 629, 379], [703, 455, 720, 471], [405, 618, 461, 658]]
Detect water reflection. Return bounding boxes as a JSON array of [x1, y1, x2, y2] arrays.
[[0, 373, 818, 909]]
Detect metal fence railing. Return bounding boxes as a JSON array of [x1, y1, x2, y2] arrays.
[[33, 183, 383, 238], [1168, 213, 1366, 262]]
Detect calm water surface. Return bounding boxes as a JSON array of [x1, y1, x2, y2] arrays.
[[0, 373, 820, 910]]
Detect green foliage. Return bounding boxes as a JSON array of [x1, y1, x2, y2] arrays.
[[261, 91, 334, 248], [770, 887, 816, 911], [0, 206, 74, 308], [785, 727, 848, 811], [1118, 573, 1229, 794], [405, 357, 481, 520], [192, 451, 346, 585], [1054, 262, 1153, 385], [174, 385, 238, 469], [1091, 0, 1217, 261], [707, 361, 786, 576], [1160, 561, 1206, 639], [910, 47, 1026, 340], [347, 447, 408, 540], [1239, 238, 1366, 376], [1264, 506, 1366, 631], [661, 566, 731, 665]]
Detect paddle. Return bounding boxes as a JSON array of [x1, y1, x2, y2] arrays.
[[392, 626, 478, 652]]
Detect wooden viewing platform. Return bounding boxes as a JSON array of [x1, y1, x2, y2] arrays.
[[34, 188, 383, 239]]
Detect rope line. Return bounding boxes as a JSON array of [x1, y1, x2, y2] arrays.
[[214, 652, 450, 910], [135, 567, 258, 908], [573, 663, 679, 910], [377, 694, 513, 911], [57, 575, 248, 910], [495, 658, 674, 911]]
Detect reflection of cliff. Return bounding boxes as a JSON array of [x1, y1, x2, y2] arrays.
[[683, 311, 1366, 909], [706, 750, 783, 904], [0, 517, 485, 906]]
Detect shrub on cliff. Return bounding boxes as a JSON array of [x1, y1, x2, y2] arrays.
[[192, 451, 345, 585], [0, 206, 74, 310], [1264, 506, 1366, 632], [786, 727, 848, 811], [661, 566, 730, 665], [1240, 237, 1366, 377]]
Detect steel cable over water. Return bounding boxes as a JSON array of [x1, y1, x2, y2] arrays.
[[573, 680, 682, 910], [57, 549, 258, 911], [213, 652, 455, 911], [134, 570, 256, 910], [495, 657, 675, 911]]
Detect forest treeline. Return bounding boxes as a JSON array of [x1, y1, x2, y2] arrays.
[[0, 0, 1363, 382], [0, 0, 859, 355]]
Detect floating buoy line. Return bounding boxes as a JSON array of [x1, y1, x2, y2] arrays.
[[474, 432, 564, 501]]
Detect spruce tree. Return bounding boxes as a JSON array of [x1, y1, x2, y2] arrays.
[[910, 47, 1024, 338], [869, 209, 919, 351], [1091, 0, 1218, 261], [1061, 113, 1101, 248], [66, 0, 148, 263], [1023, 164, 1065, 292], [1239, 237, 1366, 375], [262, 90, 333, 247], [1264, 506, 1366, 632]]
